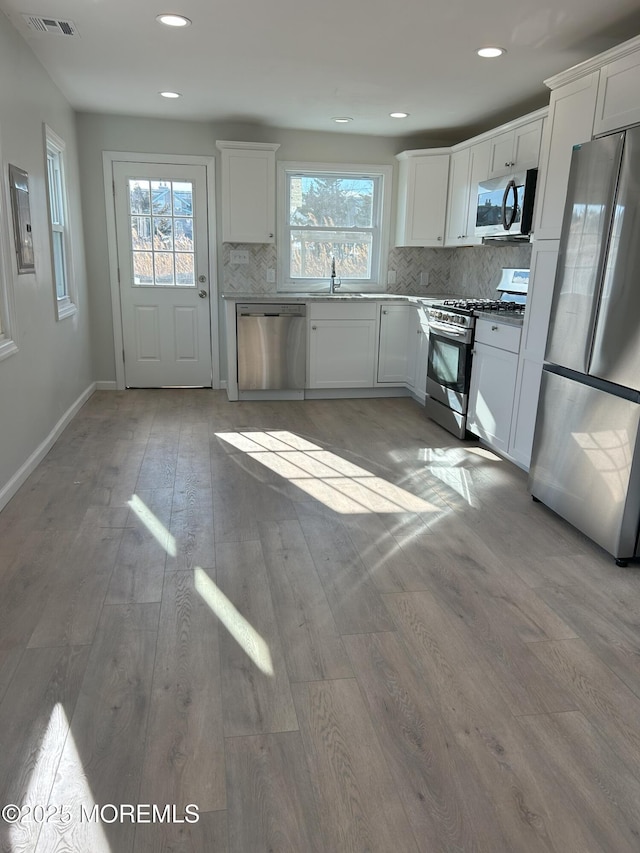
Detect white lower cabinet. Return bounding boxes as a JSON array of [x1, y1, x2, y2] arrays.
[[377, 304, 411, 383], [406, 306, 429, 400], [307, 303, 377, 388], [508, 357, 544, 467], [467, 319, 521, 454]]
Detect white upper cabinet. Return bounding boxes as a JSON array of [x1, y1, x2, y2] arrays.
[[594, 48, 640, 135], [445, 139, 490, 246], [216, 141, 280, 243], [444, 147, 471, 247], [395, 150, 449, 247], [487, 118, 543, 178], [533, 73, 599, 240]]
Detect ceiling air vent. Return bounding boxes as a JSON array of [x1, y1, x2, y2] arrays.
[[22, 15, 79, 36]]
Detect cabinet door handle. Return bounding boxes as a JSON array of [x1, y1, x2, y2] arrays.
[[383, 309, 388, 315], [505, 161, 510, 168], [311, 325, 317, 330], [491, 325, 499, 331], [268, 232, 274, 238]]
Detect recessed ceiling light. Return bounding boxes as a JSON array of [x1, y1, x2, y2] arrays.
[[156, 13, 191, 27], [477, 47, 506, 58], [390, 112, 409, 119], [332, 116, 353, 123], [160, 91, 181, 99]]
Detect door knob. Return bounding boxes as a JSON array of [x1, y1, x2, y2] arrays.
[[199, 289, 207, 298]]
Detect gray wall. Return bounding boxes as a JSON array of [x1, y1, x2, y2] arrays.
[[0, 11, 92, 498]]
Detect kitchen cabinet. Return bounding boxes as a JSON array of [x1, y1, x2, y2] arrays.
[[487, 118, 543, 179], [308, 302, 377, 388], [533, 73, 599, 240], [216, 141, 279, 243], [406, 304, 429, 402], [508, 241, 559, 468], [445, 140, 490, 246], [395, 150, 449, 247], [594, 47, 640, 135], [377, 304, 411, 383], [467, 318, 521, 454]]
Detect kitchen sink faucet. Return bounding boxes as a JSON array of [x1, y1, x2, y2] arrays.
[[329, 256, 341, 293]]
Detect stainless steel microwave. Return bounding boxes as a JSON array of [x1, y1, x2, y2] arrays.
[[474, 168, 538, 240]]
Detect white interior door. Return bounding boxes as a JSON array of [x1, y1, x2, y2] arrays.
[[113, 162, 212, 387]]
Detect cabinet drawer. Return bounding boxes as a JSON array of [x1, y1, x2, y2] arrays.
[[309, 302, 377, 321], [474, 319, 521, 353]]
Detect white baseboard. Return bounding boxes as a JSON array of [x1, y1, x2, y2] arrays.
[[304, 387, 410, 400], [95, 380, 117, 391], [0, 382, 97, 512]]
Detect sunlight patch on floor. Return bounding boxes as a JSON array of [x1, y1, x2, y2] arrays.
[[216, 431, 437, 515], [128, 494, 176, 557], [9, 703, 112, 853], [194, 568, 274, 676]]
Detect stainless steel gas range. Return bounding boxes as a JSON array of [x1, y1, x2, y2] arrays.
[[424, 296, 526, 439]]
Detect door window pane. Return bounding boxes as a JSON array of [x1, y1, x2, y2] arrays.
[[129, 179, 196, 286], [153, 217, 173, 250], [153, 252, 175, 285], [129, 181, 151, 214], [172, 182, 193, 215], [133, 252, 153, 284], [131, 216, 152, 250], [176, 253, 195, 286]]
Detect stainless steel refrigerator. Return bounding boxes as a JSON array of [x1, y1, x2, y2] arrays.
[[529, 127, 640, 566]]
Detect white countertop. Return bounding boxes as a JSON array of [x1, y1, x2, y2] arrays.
[[222, 292, 456, 303]]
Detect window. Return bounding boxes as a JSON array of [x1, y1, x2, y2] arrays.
[[45, 125, 76, 319], [278, 162, 392, 291]]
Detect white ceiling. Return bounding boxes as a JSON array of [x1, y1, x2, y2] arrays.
[[2, 0, 640, 141]]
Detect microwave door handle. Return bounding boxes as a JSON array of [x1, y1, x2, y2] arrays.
[[502, 180, 518, 230]]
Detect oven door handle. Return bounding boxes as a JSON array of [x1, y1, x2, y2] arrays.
[[428, 321, 467, 336]]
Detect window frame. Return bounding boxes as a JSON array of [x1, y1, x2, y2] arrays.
[[277, 161, 392, 293], [44, 124, 76, 320], [0, 133, 18, 361]]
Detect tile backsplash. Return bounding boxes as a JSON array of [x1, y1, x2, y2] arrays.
[[222, 243, 279, 294], [448, 243, 533, 298], [221, 241, 532, 298]]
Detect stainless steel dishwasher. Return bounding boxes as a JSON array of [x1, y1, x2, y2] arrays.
[[236, 303, 306, 390]]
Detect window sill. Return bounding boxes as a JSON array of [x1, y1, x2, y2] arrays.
[[0, 337, 18, 362], [56, 300, 77, 321]]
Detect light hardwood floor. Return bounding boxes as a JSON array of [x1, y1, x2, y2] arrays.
[[1, 389, 640, 852]]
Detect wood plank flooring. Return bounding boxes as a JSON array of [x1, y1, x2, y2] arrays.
[[1, 389, 640, 851]]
